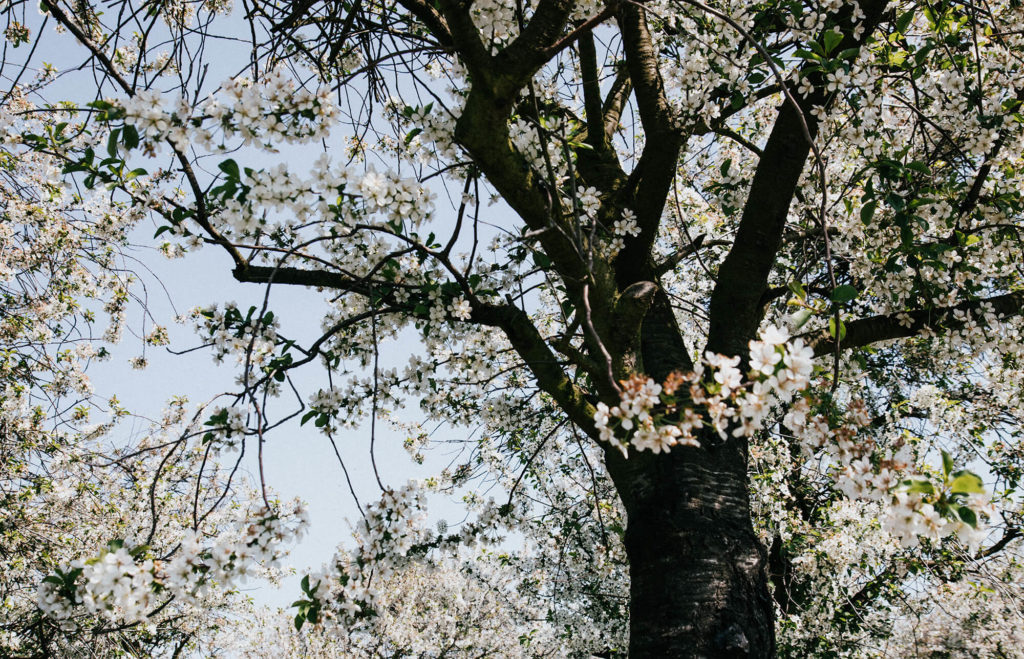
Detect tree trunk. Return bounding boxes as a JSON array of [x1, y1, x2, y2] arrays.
[[605, 438, 774, 657]]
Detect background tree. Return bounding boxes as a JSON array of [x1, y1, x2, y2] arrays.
[[4, 0, 1024, 656], [0, 85, 309, 657]]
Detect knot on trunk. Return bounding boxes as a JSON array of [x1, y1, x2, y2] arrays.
[[611, 280, 657, 345], [715, 623, 750, 655]]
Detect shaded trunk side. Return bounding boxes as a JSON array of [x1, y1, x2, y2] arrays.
[[606, 440, 774, 658]]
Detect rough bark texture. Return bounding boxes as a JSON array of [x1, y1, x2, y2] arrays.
[[606, 440, 773, 658]]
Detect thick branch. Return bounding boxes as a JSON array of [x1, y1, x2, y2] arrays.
[[541, 4, 618, 61], [801, 291, 1024, 357], [454, 89, 588, 284], [615, 1, 676, 145], [654, 236, 731, 277], [706, 0, 889, 358], [473, 303, 599, 433], [496, 0, 576, 88], [234, 265, 598, 430], [641, 287, 696, 376], [233, 264, 373, 294], [574, 35, 630, 200], [435, 0, 493, 75], [394, 0, 454, 47], [578, 32, 608, 153], [614, 1, 683, 283], [602, 63, 632, 141]]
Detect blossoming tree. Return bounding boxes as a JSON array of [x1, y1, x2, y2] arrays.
[[0, 88, 309, 656], [5, 0, 1024, 656]]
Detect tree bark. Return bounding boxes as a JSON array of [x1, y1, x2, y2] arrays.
[[606, 438, 773, 658]]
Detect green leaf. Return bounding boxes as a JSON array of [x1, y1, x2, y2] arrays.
[[941, 450, 954, 478], [218, 158, 241, 181], [106, 128, 121, 158], [905, 160, 930, 175], [950, 471, 985, 495], [828, 316, 847, 341], [860, 200, 877, 225], [836, 47, 862, 62], [171, 206, 193, 224], [895, 10, 914, 34], [830, 285, 858, 304], [956, 505, 978, 527], [823, 30, 844, 55], [791, 308, 813, 329], [122, 124, 139, 150], [404, 127, 423, 144], [787, 281, 807, 300], [898, 478, 935, 495]]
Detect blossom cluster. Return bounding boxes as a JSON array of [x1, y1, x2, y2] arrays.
[[593, 326, 813, 457], [118, 68, 337, 151], [189, 303, 279, 367], [205, 153, 436, 240], [305, 483, 430, 620], [203, 404, 248, 450], [37, 505, 307, 629], [295, 481, 530, 639], [784, 388, 993, 549], [595, 321, 994, 551], [881, 490, 992, 551], [357, 167, 436, 228], [470, 0, 519, 52]]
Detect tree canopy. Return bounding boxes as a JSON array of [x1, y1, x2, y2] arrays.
[[3, 0, 1024, 656]]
